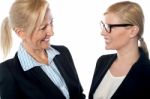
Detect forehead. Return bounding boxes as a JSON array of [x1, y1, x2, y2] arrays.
[[44, 10, 52, 20], [103, 13, 121, 24], [41, 10, 52, 24]]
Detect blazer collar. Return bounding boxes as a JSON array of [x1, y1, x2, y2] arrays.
[[91, 48, 149, 98], [17, 44, 60, 71], [112, 48, 150, 98], [13, 52, 66, 99]]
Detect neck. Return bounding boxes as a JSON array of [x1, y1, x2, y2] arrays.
[[23, 44, 48, 64], [116, 44, 140, 65], [109, 44, 140, 77]]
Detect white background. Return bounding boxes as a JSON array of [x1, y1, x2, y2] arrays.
[[0, 0, 150, 98]]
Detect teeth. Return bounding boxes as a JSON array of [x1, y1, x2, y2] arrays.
[[44, 39, 49, 41]]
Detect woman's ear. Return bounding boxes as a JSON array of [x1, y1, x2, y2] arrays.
[[129, 26, 139, 38], [14, 28, 25, 39]]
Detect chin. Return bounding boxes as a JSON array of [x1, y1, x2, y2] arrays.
[[42, 44, 49, 49], [44, 45, 49, 49], [105, 46, 114, 50]]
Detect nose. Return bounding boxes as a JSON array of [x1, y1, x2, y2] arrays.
[[101, 30, 107, 36], [46, 26, 54, 36]]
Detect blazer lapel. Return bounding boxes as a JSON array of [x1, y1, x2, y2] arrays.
[[53, 54, 71, 92], [111, 55, 145, 98], [10, 54, 65, 98], [91, 54, 117, 95], [25, 66, 66, 98]]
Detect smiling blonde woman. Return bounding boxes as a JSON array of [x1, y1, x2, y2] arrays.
[[0, 0, 85, 99]]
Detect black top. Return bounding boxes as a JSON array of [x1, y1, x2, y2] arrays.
[[0, 45, 85, 99], [89, 48, 150, 99]]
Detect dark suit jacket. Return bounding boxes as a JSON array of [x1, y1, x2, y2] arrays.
[[89, 49, 150, 99], [0, 45, 85, 99]]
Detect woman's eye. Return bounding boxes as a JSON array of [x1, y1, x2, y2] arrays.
[[49, 21, 53, 27], [40, 21, 53, 30], [40, 26, 46, 30]]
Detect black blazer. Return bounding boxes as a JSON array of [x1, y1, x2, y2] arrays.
[[89, 49, 150, 99], [0, 45, 85, 99]]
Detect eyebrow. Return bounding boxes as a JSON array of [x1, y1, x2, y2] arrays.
[[40, 18, 53, 26]]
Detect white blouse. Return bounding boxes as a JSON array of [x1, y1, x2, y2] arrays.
[[94, 70, 125, 99]]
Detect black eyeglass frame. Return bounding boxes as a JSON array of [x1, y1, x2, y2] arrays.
[[100, 21, 134, 33]]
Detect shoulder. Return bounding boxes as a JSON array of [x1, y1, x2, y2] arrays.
[[0, 58, 15, 83], [137, 49, 150, 74], [97, 53, 116, 63], [0, 57, 21, 97], [141, 60, 150, 75], [0, 55, 19, 77], [51, 45, 71, 55], [0, 58, 14, 70], [94, 53, 116, 71], [0, 54, 18, 68], [51, 45, 69, 51], [0, 58, 16, 74], [136, 60, 150, 85]]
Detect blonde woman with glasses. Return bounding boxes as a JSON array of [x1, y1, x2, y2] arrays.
[[89, 1, 150, 99]]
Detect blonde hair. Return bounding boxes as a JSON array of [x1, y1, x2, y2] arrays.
[[105, 1, 149, 58], [0, 0, 49, 57]]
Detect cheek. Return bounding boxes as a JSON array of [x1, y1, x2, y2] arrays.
[[113, 29, 128, 41], [112, 33, 129, 47], [32, 33, 45, 42], [114, 34, 125, 42]]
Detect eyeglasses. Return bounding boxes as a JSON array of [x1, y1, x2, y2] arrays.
[[100, 21, 133, 33]]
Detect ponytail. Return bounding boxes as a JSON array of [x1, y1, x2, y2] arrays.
[[0, 17, 12, 58], [139, 38, 149, 58]]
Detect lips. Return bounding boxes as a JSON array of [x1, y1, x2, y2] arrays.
[[104, 37, 111, 44], [105, 39, 110, 43], [42, 36, 50, 42], [43, 38, 49, 42]]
